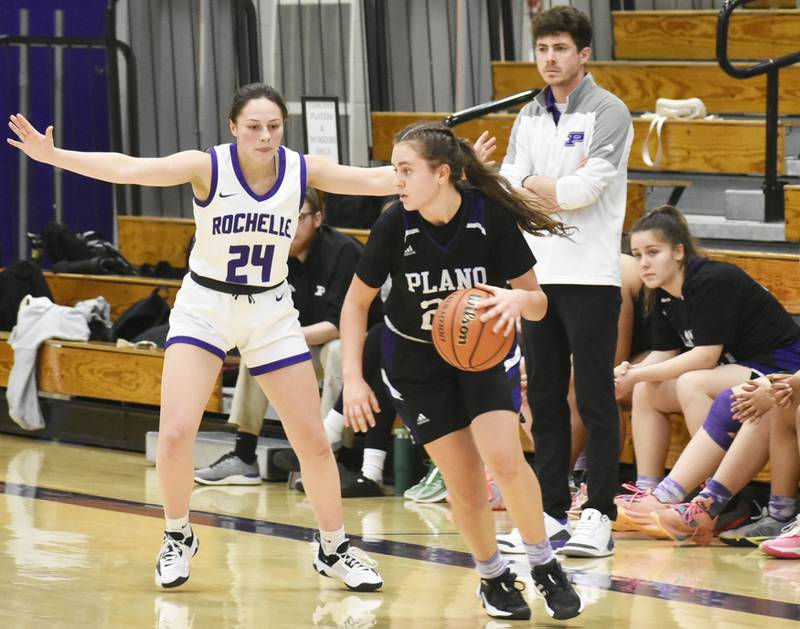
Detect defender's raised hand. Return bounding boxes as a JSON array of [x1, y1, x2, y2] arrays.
[[8, 114, 56, 164]]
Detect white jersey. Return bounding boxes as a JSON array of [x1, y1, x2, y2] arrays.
[[189, 143, 306, 287]]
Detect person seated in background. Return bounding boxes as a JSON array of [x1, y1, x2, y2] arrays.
[[273, 321, 399, 498], [613, 206, 800, 528], [750, 374, 800, 559], [194, 188, 363, 484], [615, 371, 798, 544]]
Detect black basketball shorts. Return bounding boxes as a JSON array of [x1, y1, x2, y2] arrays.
[[380, 326, 521, 445]]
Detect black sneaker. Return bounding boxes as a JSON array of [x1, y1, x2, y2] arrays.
[[531, 558, 584, 620], [273, 448, 301, 472], [342, 474, 384, 498], [477, 568, 531, 620]]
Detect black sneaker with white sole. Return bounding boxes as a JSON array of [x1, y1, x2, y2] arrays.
[[531, 558, 584, 620], [341, 474, 384, 498], [477, 568, 531, 621], [312, 537, 383, 591], [155, 528, 199, 589]]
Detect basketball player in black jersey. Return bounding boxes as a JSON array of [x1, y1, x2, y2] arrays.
[[340, 123, 584, 622]]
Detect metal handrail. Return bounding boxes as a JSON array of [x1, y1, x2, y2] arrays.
[[444, 88, 539, 127], [716, 0, 800, 223], [717, 0, 800, 77], [0, 33, 140, 215]]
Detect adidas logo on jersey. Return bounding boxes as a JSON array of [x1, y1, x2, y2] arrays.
[[404, 245, 416, 257], [416, 413, 430, 425]]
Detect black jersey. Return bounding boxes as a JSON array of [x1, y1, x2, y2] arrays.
[[629, 290, 651, 358], [357, 187, 536, 343], [651, 256, 800, 362]]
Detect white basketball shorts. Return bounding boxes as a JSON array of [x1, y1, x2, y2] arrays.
[[165, 273, 310, 375]]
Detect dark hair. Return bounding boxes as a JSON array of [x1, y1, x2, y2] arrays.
[[630, 205, 704, 314], [304, 187, 321, 215], [532, 6, 592, 51], [228, 83, 288, 123], [394, 123, 569, 238]]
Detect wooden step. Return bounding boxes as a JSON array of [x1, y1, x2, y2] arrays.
[[706, 248, 800, 314], [630, 118, 788, 176], [492, 61, 800, 116], [0, 333, 223, 412], [785, 185, 800, 241], [613, 10, 800, 60], [371, 111, 788, 177], [118, 215, 194, 267], [45, 272, 180, 321]]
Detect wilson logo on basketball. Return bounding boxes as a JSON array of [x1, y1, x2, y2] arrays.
[[431, 287, 515, 372], [458, 295, 481, 346]]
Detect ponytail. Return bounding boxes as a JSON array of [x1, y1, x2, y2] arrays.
[[395, 123, 571, 237]]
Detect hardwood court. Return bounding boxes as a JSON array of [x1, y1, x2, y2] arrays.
[[1, 435, 797, 628]]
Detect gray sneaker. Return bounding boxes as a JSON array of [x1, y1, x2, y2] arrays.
[[403, 462, 437, 500], [414, 467, 448, 503], [719, 509, 793, 547], [194, 453, 261, 486]]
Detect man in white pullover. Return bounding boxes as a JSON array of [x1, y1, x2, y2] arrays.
[[499, 6, 633, 557]]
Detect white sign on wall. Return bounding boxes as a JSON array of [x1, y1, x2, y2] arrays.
[[302, 97, 341, 164]]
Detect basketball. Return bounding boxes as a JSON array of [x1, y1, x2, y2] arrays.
[[431, 287, 515, 371]]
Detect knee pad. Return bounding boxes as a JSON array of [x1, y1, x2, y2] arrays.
[[702, 389, 740, 450]]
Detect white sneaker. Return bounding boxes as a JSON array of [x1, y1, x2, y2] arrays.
[[313, 538, 383, 591], [155, 529, 199, 589], [496, 528, 525, 554], [545, 513, 572, 550], [558, 508, 614, 558], [497, 514, 572, 555]]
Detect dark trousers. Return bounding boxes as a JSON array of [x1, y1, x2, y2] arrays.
[[522, 284, 621, 520]]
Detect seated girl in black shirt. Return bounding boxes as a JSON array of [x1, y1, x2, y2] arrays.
[[613, 206, 800, 541]]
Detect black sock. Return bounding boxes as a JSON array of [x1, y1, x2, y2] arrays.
[[234, 431, 258, 465]]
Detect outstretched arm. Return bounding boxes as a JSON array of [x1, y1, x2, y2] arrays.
[[8, 113, 210, 190], [305, 154, 396, 196]]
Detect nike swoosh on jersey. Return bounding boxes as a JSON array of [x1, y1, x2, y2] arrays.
[[219, 191, 238, 198]]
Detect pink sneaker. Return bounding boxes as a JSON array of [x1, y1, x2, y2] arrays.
[[651, 497, 717, 545], [613, 484, 671, 534], [759, 515, 800, 559]]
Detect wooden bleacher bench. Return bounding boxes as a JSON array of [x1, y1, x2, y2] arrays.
[[371, 112, 790, 178], [784, 185, 800, 241], [0, 332, 223, 413], [613, 9, 800, 61], [118, 215, 194, 268], [706, 249, 800, 315], [44, 271, 180, 321], [491, 61, 800, 116]]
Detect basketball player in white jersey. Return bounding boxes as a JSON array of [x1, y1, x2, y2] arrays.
[[7, 83, 396, 592]]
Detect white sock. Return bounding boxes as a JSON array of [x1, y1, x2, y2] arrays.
[[361, 448, 386, 483], [323, 409, 346, 450], [165, 513, 191, 534], [319, 526, 347, 555]]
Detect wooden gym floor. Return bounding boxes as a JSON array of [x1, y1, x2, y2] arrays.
[[0, 434, 797, 628]]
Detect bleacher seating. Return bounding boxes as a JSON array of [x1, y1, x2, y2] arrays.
[[492, 61, 800, 116], [0, 332, 223, 413], [45, 272, 180, 320], [612, 9, 800, 60]]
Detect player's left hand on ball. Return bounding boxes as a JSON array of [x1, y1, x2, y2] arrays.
[[474, 283, 519, 337]]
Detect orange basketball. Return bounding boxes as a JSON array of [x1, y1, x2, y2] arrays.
[[431, 287, 515, 372]]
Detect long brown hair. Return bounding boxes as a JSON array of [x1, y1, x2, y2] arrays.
[[394, 123, 569, 237], [630, 204, 704, 314]]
